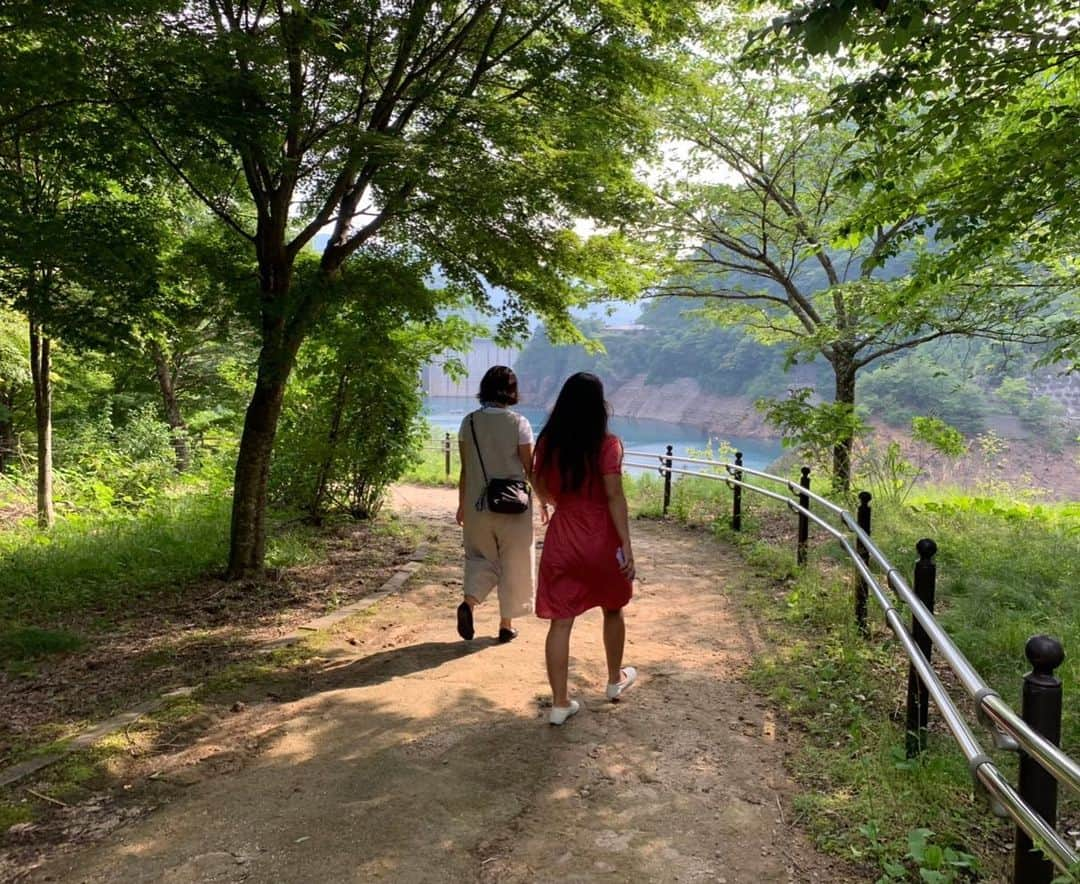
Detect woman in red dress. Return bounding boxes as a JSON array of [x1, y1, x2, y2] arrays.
[[533, 373, 637, 726]]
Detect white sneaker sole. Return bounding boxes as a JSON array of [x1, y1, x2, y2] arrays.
[[606, 666, 638, 701]]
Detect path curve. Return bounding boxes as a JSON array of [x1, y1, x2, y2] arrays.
[[34, 485, 858, 883]]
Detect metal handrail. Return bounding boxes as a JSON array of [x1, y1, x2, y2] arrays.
[[624, 452, 1080, 872], [983, 693, 1080, 796], [623, 449, 845, 515]]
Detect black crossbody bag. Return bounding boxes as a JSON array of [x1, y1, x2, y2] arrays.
[[469, 414, 531, 514]]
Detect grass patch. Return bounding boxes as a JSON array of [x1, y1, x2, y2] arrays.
[[630, 474, 1080, 880], [265, 521, 327, 569], [0, 640, 322, 813], [743, 566, 1003, 879], [0, 491, 232, 627], [875, 491, 1079, 752], [0, 488, 330, 637], [152, 693, 203, 725], [401, 441, 457, 488], [0, 627, 83, 665], [24, 742, 129, 807], [0, 801, 34, 831], [199, 641, 319, 697]]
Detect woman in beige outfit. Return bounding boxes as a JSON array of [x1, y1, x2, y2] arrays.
[[455, 366, 535, 643]]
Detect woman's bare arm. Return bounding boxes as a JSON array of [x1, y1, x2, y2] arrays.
[[603, 473, 634, 580], [530, 445, 554, 523]]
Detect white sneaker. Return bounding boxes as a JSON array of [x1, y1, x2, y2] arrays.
[[606, 667, 638, 701], [549, 699, 580, 726]]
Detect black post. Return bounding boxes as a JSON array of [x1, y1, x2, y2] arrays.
[[661, 444, 673, 516], [905, 538, 937, 757], [797, 466, 811, 565], [855, 491, 872, 636], [1013, 635, 1065, 884], [444, 432, 452, 477], [731, 451, 743, 532]]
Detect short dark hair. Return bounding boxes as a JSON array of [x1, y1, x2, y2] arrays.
[[478, 365, 519, 406]]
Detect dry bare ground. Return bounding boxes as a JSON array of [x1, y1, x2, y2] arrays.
[[20, 485, 863, 883]]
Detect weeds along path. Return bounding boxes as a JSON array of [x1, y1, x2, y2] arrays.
[[34, 485, 859, 883]]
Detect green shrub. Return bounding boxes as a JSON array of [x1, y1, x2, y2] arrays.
[[856, 418, 966, 506], [271, 330, 429, 520], [56, 403, 176, 510], [859, 357, 987, 434], [270, 256, 474, 519], [758, 387, 866, 475]]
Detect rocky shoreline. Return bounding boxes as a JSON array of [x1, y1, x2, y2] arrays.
[[519, 373, 778, 438]]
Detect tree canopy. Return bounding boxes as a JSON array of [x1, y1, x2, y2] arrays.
[[60, 0, 706, 575], [654, 17, 1051, 487], [748, 0, 1080, 276]]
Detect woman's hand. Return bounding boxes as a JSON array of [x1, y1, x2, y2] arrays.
[[540, 502, 551, 525], [619, 548, 635, 581], [456, 504, 465, 526]]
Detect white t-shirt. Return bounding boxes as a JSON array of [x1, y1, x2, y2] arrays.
[[459, 406, 534, 445]]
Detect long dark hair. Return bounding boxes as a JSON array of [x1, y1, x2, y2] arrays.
[[536, 372, 609, 492], [478, 365, 518, 406]]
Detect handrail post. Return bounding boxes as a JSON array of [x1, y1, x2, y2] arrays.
[[444, 432, 452, 477], [905, 538, 937, 757], [796, 466, 810, 565], [731, 451, 743, 531], [1013, 635, 1065, 884], [662, 445, 673, 516], [855, 491, 872, 636]]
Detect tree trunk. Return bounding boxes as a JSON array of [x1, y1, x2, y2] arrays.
[[29, 321, 54, 528], [149, 340, 191, 472], [227, 336, 298, 577], [832, 353, 857, 493], [310, 367, 350, 518], [0, 384, 16, 474], [227, 247, 312, 578]]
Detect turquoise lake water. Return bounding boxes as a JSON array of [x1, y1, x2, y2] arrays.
[[423, 396, 784, 474]]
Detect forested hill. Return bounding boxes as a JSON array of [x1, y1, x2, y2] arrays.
[[513, 244, 919, 414], [514, 297, 1074, 445], [515, 298, 810, 404]]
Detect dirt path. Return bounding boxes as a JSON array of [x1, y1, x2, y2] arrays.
[[31, 486, 859, 883]]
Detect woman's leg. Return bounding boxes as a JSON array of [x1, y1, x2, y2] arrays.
[[545, 617, 575, 707], [462, 514, 498, 611], [602, 607, 625, 685], [495, 509, 536, 633]]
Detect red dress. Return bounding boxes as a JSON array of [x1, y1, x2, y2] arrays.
[[535, 434, 633, 619]]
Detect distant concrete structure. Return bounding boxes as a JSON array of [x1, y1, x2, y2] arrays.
[[1033, 367, 1080, 423], [422, 339, 521, 398]]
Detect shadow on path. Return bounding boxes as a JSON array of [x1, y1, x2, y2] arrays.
[[316, 637, 499, 691]]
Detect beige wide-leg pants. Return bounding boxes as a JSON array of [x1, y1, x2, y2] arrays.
[[463, 507, 535, 619]]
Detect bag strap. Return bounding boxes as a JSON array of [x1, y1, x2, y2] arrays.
[[468, 414, 490, 484]]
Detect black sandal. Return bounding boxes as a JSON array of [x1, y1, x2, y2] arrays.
[[498, 627, 518, 644], [456, 601, 474, 641]]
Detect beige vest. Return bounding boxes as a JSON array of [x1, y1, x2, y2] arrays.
[[461, 408, 527, 508]]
